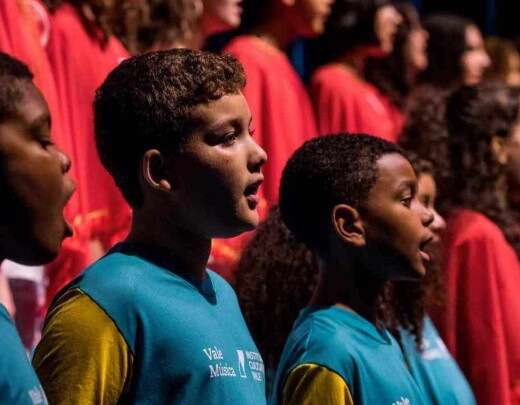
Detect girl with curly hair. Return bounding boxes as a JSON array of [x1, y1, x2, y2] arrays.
[[438, 83, 520, 405], [236, 153, 475, 404], [310, 0, 404, 142]]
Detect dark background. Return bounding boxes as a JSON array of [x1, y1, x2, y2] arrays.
[[413, 0, 520, 38]]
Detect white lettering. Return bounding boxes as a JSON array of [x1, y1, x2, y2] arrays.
[[392, 397, 411, 405], [203, 346, 224, 360], [209, 363, 237, 378]]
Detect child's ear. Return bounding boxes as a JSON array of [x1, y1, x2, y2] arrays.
[[331, 204, 366, 247], [491, 135, 508, 165], [142, 149, 172, 192]]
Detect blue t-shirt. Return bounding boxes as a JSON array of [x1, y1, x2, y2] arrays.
[[0, 305, 47, 404], [399, 317, 476, 405], [271, 306, 427, 405], [65, 243, 266, 404]]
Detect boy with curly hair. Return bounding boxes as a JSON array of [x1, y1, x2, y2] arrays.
[[33, 49, 267, 404]]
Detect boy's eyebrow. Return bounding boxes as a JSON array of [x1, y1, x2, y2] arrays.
[[206, 115, 253, 132], [27, 113, 51, 133], [396, 179, 416, 192]]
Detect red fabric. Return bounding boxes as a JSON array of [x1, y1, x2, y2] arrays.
[[310, 63, 404, 143], [224, 36, 317, 204], [44, 4, 131, 304], [431, 209, 520, 405]]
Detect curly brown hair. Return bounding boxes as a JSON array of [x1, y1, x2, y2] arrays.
[[444, 83, 520, 256], [400, 85, 451, 212], [235, 206, 318, 374], [94, 49, 245, 207]]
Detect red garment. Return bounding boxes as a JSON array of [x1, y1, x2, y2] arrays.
[[311, 63, 403, 143], [432, 209, 520, 405], [44, 4, 131, 304], [224, 36, 317, 204]]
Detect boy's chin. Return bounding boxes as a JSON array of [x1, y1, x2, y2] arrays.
[[212, 215, 258, 239], [360, 245, 425, 282]]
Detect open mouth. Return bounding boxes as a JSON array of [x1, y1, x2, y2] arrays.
[[244, 179, 263, 208], [419, 236, 433, 262]]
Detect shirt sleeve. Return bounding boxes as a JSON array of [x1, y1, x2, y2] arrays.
[[282, 363, 354, 405], [32, 289, 132, 405]]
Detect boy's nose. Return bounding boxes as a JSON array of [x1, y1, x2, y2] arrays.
[[248, 138, 267, 172], [57, 147, 72, 174], [421, 205, 434, 227]]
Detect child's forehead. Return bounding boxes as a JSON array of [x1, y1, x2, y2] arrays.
[[372, 153, 417, 190], [191, 92, 249, 123], [9, 84, 48, 124]]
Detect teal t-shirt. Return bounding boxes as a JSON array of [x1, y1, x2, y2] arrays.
[[271, 306, 427, 405], [0, 305, 47, 404], [65, 243, 266, 404], [399, 316, 476, 405]]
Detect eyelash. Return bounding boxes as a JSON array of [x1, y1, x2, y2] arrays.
[[38, 139, 54, 149], [221, 132, 238, 146], [401, 196, 413, 208]]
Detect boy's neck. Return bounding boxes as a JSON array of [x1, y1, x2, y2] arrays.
[[126, 211, 211, 282], [310, 260, 386, 325]]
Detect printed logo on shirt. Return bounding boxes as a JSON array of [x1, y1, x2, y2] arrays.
[[391, 397, 411, 405], [237, 350, 248, 378], [28, 386, 47, 404], [202, 346, 265, 383], [420, 337, 450, 361]]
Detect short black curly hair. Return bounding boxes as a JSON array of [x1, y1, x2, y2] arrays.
[[0, 52, 34, 123], [94, 48, 246, 207], [279, 133, 402, 252]]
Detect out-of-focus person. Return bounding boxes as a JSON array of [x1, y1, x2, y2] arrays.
[[419, 14, 490, 89], [310, 0, 404, 142], [436, 83, 520, 405], [484, 36, 520, 86]]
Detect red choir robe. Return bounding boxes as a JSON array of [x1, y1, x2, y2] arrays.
[[44, 4, 131, 304], [432, 209, 520, 405], [224, 35, 317, 204], [311, 63, 404, 143]]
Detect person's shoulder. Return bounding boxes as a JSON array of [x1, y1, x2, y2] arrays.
[[447, 209, 506, 245], [50, 3, 81, 30], [312, 64, 359, 86], [292, 309, 357, 364], [225, 35, 285, 67]]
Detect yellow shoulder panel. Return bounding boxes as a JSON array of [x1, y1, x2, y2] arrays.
[[282, 363, 354, 405], [33, 289, 132, 405]]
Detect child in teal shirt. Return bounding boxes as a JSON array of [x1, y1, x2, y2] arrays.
[[34, 49, 267, 404], [271, 134, 434, 404]]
